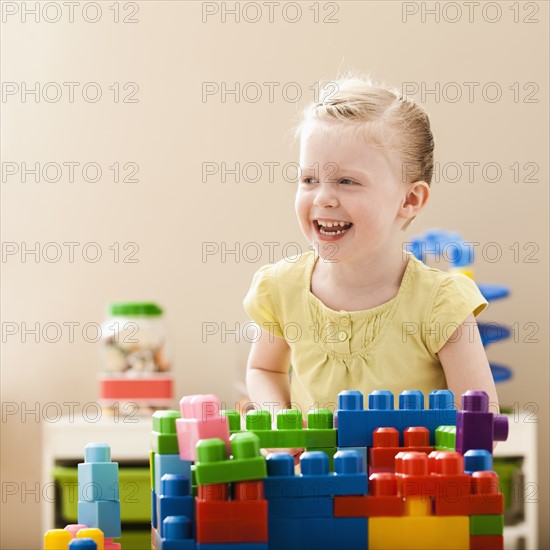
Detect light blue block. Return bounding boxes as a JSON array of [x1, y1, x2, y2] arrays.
[[78, 462, 119, 501], [78, 499, 121, 538], [155, 453, 192, 495]]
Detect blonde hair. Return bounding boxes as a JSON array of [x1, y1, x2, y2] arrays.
[[291, 72, 434, 230]]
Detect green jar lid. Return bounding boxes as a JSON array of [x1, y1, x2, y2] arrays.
[[109, 302, 163, 317]]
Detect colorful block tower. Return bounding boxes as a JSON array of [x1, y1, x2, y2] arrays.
[[44, 443, 121, 550], [143, 387, 508, 550]]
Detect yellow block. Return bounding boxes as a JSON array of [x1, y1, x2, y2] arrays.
[[448, 267, 474, 279], [76, 528, 104, 550], [404, 497, 432, 516], [44, 529, 72, 550], [369, 516, 469, 550]]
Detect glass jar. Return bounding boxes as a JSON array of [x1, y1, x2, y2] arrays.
[[99, 302, 173, 414]]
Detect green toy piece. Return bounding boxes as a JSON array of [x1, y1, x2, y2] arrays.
[[470, 514, 504, 535], [151, 410, 180, 454], [435, 425, 456, 451], [194, 432, 267, 485], [244, 408, 336, 448]]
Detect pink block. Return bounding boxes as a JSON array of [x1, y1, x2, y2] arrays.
[[176, 394, 231, 461], [180, 394, 222, 420], [105, 538, 121, 550], [64, 524, 88, 538]]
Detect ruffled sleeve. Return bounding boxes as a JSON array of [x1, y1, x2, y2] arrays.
[[427, 273, 489, 355], [243, 263, 284, 338]]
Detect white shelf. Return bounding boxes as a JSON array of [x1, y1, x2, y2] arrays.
[[494, 412, 538, 550]]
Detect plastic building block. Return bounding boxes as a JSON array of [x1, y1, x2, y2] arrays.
[[158, 475, 194, 537], [369, 516, 469, 549], [176, 395, 231, 461], [369, 427, 433, 474], [464, 450, 493, 474], [434, 470, 503, 516], [103, 539, 120, 550], [335, 473, 405, 517], [152, 489, 158, 529], [159, 516, 196, 550], [68, 540, 97, 550], [268, 496, 334, 518], [44, 529, 72, 550], [151, 411, 181, 455], [220, 410, 242, 432], [194, 433, 267, 485], [470, 514, 504, 535], [196, 545, 267, 550], [78, 501, 121, 539], [75, 529, 104, 550], [336, 446, 367, 473], [263, 450, 367, 499], [267, 517, 367, 550], [470, 535, 504, 550], [64, 525, 88, 538], [154, 453, 192, 494], [78, 443, 119, 502], [196, 500, 268, 543], [435, 426, 456, 451], [337, 390, 456, 447], [455, 391, 509, 454], [244, 409, 336, 448]]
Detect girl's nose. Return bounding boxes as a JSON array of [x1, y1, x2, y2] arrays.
[[313, 182, 339, 208]]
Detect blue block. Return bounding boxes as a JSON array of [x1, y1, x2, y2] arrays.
[[337, 446, 367, 472], [159, 517, 196, 550], [69, 540, 97, 550], [78, 462, 119, 501], [464, 449, 493, 473], [268, 517, 367, 550], [264, 451, 367, 499], [158, 475, 194, 537], [337, 390, 457, 447], [78, 499, 121, 538], [267, 496, 333, 518], [197, 545, 268, 550], [155, 453, 192, 495], [152, 489, 158, 529]]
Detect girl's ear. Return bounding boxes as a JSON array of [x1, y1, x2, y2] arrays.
[[401, 180, 430, 213]]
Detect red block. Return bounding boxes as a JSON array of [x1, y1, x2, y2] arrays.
[[369, 428, 433, 469], [434, 493, 503, 516], [196, 499, 268, 543], [470, 535, 504, 550], [334, 495, 404, 517]]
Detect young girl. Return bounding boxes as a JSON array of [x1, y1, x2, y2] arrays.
[[243, 75, 498, 452]]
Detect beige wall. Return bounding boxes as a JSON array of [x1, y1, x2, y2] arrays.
[[2, 1, 548, 548]]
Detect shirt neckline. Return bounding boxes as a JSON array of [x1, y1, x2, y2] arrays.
[[305, 250, 416, 319]]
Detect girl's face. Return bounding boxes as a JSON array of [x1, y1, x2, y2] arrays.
[[295, 119, 408, 263]]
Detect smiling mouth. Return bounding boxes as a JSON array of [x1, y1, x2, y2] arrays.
[[314, 220, 353, 236]]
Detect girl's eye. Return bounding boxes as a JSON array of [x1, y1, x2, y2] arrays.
[[340, 178, 356, 185], [301, 177, 317, 185]]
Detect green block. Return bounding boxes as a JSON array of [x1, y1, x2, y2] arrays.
[[435, 425, 456, 451], [152, 410, 180, 433], [245, 409, 336, 449], [150, 431, 179, 454], [220, 409, 242, 432], [195, 432, 267, 485], [470, 515, 504, 535]]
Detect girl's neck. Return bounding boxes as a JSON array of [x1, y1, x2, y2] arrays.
[[311, 247, 410, 311]]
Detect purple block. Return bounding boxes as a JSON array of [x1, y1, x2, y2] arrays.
[[455, 391, 509, 454]]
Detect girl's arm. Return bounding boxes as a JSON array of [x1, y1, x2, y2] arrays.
[[438, 312, 499, 413], [246, 325, 292, 413]]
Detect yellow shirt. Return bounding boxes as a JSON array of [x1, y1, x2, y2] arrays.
[[243, 250, 488, 414]]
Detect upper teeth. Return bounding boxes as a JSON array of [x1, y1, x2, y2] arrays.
[[317, 220, 351, 228]]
